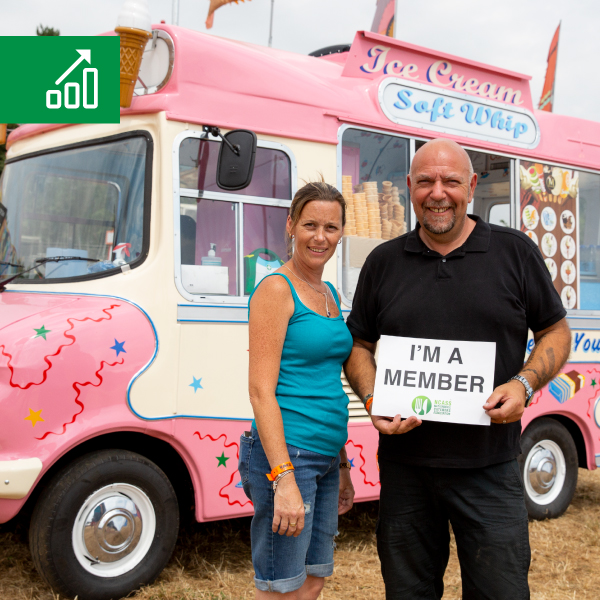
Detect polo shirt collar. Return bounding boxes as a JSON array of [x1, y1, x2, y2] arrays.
[[405, 215, 491, 256]]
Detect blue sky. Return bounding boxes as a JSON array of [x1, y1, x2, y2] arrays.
[[2, 0, 599, 122]]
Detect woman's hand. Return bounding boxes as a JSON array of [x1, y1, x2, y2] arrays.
[[273, 475, 305, 537], [338, 468, 355, 515]]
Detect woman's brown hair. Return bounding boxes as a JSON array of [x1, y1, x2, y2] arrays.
[[286, 179, 346, 250]]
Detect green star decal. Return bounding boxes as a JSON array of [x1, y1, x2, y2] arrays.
[[34, 325, 51, 340], [216, 452, 230, 467], [592, 379, 597, 388]]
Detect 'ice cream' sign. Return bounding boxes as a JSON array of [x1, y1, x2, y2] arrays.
[[379, 79, 540, 150]]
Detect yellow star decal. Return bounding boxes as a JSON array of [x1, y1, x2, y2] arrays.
[[24, 408, 44, 428]]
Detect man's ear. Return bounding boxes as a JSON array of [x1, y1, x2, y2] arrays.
[[468, 173, 478, 202]]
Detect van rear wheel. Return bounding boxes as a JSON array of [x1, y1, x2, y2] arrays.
[[518, 418, 578, 520], [29, 449, 179, 600]]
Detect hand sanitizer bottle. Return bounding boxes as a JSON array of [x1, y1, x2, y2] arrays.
[[201, 243, 222, 266]]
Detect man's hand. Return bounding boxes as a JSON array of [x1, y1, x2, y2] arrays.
[[371, 413, 422, 435], [338, 469, 355, 515], [483, 380, 527, 424]]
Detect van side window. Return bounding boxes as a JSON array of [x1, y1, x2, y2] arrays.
[[466, 151, 511, 226], [579, 172, 600, 310], [178, 137, 292, 298], [519, 160, 594, 311], [340, 128, 410, 303]]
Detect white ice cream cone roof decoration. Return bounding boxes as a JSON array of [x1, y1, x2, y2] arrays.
[[117, 0, 152, 31]]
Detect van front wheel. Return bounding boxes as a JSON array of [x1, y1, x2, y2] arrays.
[[518, 418, 578, 520], [29, 449, 179, 600]]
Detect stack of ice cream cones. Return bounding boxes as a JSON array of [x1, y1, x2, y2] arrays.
[[363, 182, 382, 239], [353, 192, 369, 238], [342, 176, 356, 236]]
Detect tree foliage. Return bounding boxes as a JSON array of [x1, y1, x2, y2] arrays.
[[36, 24, 60, 36]]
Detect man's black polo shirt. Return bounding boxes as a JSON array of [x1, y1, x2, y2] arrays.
[[347, 216, 566, 468]]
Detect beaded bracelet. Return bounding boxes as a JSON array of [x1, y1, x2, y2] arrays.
[[272, 469, 295, 492]]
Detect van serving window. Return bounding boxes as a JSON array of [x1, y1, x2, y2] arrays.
[[519, 161, 600, 311], [177, 136, 292, 299], [339, 128, 410, 303]]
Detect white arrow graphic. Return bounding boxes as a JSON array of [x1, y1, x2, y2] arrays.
[[55, 49, 91, 86]]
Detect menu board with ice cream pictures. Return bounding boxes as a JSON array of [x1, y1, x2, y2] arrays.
[[520, 161, 580, 309]]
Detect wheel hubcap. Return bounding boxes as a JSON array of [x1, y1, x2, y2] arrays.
[[523, 440, 566, 506], [527, 447, 557, 494], [83, 497, 143, 562], [73, 483, 156, 577]]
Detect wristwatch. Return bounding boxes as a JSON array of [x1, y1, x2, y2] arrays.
[[339, 462, 352, 469], [509, 375, 534, 407]]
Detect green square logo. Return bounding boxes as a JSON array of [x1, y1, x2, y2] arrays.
[[0, 36, 120, 124]]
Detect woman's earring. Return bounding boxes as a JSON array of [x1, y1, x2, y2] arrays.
[[291, 235, 295, 240], [338, 239, 342, 245]]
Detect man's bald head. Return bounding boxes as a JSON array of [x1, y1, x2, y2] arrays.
[[410, 138, 474, 180]]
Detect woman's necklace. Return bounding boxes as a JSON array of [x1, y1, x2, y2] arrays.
[[283, 262, 333, 318]]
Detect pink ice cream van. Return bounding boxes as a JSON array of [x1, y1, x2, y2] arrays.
[[2, 22, 600, 600]]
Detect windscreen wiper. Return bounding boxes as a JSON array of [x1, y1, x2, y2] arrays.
[[0, 256, 100, 292]]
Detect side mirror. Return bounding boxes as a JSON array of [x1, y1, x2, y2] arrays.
[[216, 129, 257, 191]]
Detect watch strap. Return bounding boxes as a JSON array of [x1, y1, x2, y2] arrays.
[[509, 375, 534, 407]]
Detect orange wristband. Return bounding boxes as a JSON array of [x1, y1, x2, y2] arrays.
[[266, 462, 294, 481], [365, 397, 373, 413]]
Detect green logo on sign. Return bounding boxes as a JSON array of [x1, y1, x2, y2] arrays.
[[0, 37, 120, 124], [412, 396, 432, 415]]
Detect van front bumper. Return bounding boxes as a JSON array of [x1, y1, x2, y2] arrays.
[[0, 458, 43, 499]]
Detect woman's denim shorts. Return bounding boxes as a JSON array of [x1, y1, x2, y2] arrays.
[[239, 427, 340, 593]]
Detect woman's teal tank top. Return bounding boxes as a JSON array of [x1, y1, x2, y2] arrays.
[[249, 273, 353, 457]]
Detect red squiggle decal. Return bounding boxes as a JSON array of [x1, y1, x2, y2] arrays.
[[585, 368, 600, 419], [528, 389, 543, 407], [192, 432, 252, 508], [193, 431, 240, 452], [346, 439, 380, 487], [219, 471, 252, 508], [35, 358, 124, 440], [0, 304, 120, 390]]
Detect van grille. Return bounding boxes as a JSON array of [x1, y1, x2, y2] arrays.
[[341, 371, 369, 420]]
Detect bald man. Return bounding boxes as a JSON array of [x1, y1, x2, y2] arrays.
[[344, 139, 571, 599]]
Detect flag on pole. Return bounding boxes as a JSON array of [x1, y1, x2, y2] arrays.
[[205, 0, 250, 30], [371, 0, 396, 37], [538, 23, 561, 112]]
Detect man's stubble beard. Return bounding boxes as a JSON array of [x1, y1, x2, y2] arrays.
[[422, 210, 457, 235]]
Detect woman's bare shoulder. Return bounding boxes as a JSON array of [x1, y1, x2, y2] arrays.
[[250, 274, 294, 313]]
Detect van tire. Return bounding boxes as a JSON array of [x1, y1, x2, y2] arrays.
[[518, 418, 578, 520], [29, 449, 179, 600]]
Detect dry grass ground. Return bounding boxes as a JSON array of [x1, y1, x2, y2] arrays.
[[2, 468, 600, 600]]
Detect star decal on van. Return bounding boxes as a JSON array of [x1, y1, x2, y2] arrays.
[[33, 325, 50, 340], [216, 452, 229, 467], [190, 377, 203, 392], [24, 408, 44, 428], [110, 339, 126, 357]]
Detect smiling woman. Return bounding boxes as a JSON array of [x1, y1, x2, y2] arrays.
[[242, 180, 355, 599]]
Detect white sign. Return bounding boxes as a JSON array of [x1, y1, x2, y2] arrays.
[[378, 78, 540, 150], [373, 336, 496, 426]]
